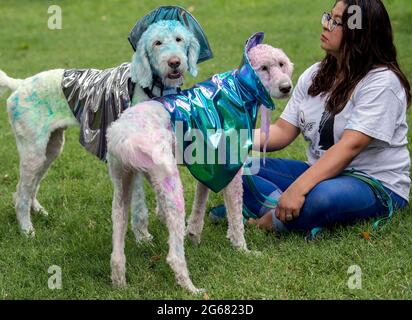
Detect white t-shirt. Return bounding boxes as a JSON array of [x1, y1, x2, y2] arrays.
[[281, 63, 411, 201]]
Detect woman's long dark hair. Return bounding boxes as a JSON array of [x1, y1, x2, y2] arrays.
[[308, 0, 411, 114]]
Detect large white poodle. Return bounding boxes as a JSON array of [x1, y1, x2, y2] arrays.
[[0, 19, 201, 236], [106, 33, 294, 293]]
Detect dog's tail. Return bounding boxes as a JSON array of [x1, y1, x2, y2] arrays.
[[0, 70, 23, 95]]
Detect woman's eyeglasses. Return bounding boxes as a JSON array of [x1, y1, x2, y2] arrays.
[[322, 12, 343, 32]]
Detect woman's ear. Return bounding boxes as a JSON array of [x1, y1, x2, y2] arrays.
[[187, 35, 200, 77], [131, 38, 152, 88]]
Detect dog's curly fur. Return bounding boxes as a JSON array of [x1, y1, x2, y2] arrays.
[[106, 44, 294, 293], [0, 20, 199, 237]]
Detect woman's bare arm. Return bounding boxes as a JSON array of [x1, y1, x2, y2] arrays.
[[253, 118, 300, 152]]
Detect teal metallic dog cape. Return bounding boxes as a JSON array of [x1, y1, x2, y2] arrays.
[[155, 32, 275, 192]]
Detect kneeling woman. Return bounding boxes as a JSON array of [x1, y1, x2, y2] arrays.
[[212, 0, 411, 236]]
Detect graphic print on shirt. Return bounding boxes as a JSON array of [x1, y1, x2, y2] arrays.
[[318, 110, 335, 150], [299, 111, 316, 142]]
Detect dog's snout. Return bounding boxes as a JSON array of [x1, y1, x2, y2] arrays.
[[279, 83, 292, 94], [168, 58, 181, 69]]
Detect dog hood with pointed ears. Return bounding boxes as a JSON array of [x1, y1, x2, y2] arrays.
[[155, 32, 275, 193]]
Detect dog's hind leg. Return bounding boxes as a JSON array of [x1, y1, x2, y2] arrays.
[[186, 181, 209, 245], [7, 69, 77, 235], [108, 155, 134, 288], [223, 170, 248, 251], [30, 128, 65, 216], [130, 172, 153, 243], [148, 164, 202, 294], [14, 147, 48, 236]]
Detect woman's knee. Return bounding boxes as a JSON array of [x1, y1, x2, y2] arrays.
[[306, 192, 335, 214], [291, 182, 351, 230]]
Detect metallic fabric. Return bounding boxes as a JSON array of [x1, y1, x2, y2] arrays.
[[62, 63, 133, 160], [155, 32, 275, 192], [128, 6, 213, 64]]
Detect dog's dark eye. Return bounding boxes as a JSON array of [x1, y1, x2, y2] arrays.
[[176, 37, 182, 42], [261, 66, 268, 72], [279, 62, 284, 68], [154, 40, 162, 46]]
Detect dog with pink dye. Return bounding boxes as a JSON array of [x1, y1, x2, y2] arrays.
[[106, 33, 293, 293]]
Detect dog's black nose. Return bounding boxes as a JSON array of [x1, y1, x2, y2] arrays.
[[279, 84, 292, 94], [168, 58, 181, 69]]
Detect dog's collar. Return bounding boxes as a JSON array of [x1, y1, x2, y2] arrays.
[[143, 75, 180, 98]]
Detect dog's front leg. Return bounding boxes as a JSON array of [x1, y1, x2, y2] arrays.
[[186, 181, 209, 245], [131, 172, 153, 243], [223, 170, 248, 251]]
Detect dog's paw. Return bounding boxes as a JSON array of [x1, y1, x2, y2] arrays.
[[21, 225, 35, 238], [231, 240, 249, 252], [31, 200, 49, 217], [111, 255, 126, 288], [111, 271, 127, 288], [187, 231, 201, 246], [237, 245, 250, 253], [227, 233, 249, 252], [133, 229, 153, 244], [112, 277, 127, 289], [182, 281, 205, 294], [191, 287, 206, 295], [134, 231, 154, 244]]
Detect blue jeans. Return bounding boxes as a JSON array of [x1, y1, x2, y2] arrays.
[[242, 158, 408, 233]]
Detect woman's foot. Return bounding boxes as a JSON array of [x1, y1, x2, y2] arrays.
[[209, 205, 274, 229], [247, 210, 274, 231], [209, 205, 258, 225], [209, 205, 227, 223]]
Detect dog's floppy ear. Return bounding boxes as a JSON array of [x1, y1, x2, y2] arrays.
[[286, 59, 294, 78], [131, 38, 152, 88], [187, 35, 200, 77], [279, 48, 294, 78]]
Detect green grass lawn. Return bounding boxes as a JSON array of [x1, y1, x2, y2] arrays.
[[0, 0, 411, 299]]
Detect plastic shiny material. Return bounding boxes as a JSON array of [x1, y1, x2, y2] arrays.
[[155, 32, 275, 192], [62, 63, 132, 160]]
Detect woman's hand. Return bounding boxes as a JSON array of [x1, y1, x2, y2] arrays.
[[275, 184, 306, 223]]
